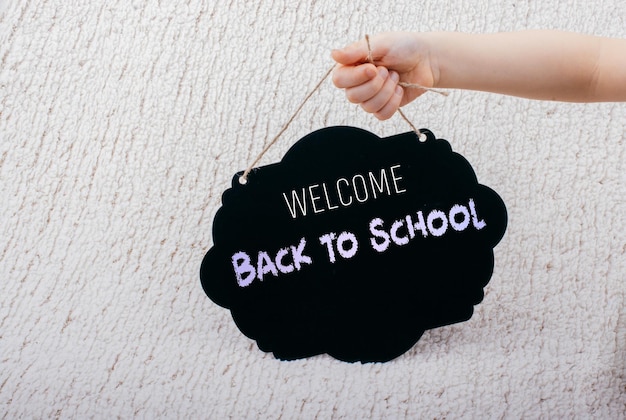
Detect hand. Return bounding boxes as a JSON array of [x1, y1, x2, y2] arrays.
[[331, 32, 437, 120]]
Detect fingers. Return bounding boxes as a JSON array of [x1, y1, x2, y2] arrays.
[[333, 63, 403, 120], [332, 63, 377, 89], [331, 39, 368, 65], [368, 74, 404, 121], [332, 33, 420, 120], [345, 66, 389, 103], [372, 86, 403, 120]]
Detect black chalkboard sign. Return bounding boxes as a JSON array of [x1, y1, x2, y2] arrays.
[[201, 126, 507, 363]]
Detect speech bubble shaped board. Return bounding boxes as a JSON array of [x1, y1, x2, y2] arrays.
[[201, 126, 507, 363]]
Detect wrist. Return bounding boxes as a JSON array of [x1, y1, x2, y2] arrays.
[[422, 31, 464, 90], [413, 31, 443, 89]]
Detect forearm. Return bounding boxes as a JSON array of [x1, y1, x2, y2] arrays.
[[427, 30, 626, 102]]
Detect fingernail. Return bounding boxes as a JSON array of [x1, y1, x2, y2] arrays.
[[378, 67, 388, 79], [395, 86, 403, 96], [390, 71, 399, 82]]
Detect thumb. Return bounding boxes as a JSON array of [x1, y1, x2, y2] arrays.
[[331, 40, 369, 65]]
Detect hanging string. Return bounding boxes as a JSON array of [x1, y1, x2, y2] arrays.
[[240, 65, 336, 183], [240, 35, 449, 183]]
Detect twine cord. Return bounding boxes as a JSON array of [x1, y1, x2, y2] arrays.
[[240, 65, 336, 183], [240, 35, 448, 183]]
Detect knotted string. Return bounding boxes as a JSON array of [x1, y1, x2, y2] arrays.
[[240, 35, 448, 183]]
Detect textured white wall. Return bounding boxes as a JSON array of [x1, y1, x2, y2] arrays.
[[0, 0, 624, 418]]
